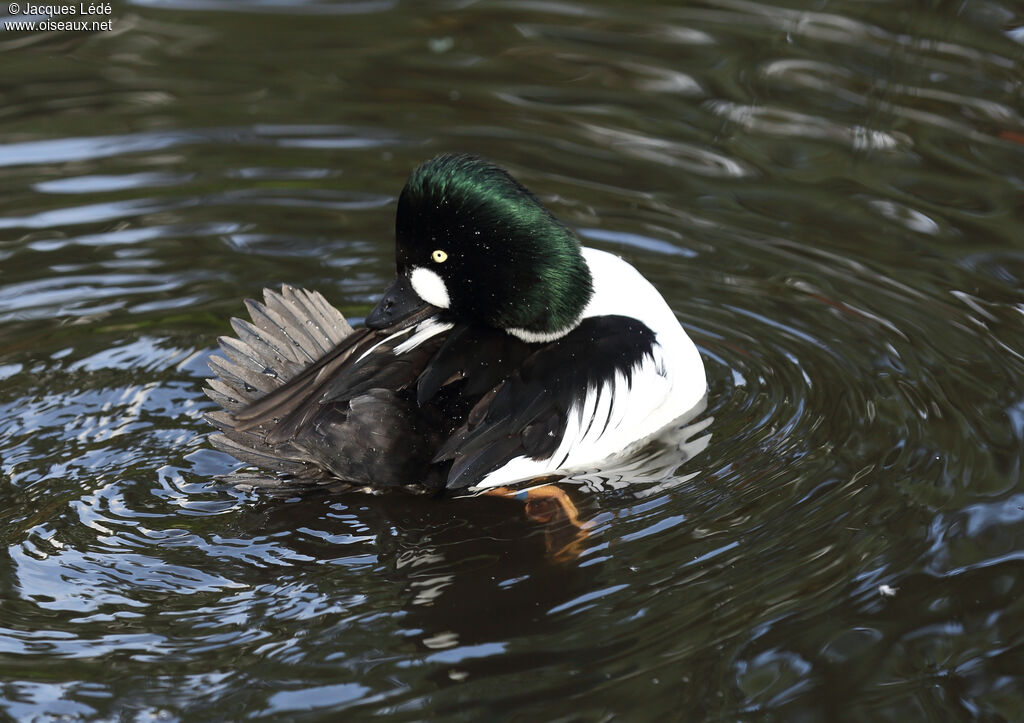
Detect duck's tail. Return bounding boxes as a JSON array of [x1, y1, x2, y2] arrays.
[[203, 285, 355, 488]]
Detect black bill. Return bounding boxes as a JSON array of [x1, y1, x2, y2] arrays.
[[366, 274, 430, 329]]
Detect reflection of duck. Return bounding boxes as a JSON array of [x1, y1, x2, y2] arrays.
[[232, 487, 599, 653], [205, 154, 706, 494], [483, 484, 591, 562]]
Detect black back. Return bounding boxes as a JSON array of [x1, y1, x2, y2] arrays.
[[210, 291, 658, 492]]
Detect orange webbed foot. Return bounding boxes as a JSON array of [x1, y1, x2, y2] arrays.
[[482, 483, 590, 561]]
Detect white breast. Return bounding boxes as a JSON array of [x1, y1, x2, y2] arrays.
[[472, 247, 707, 489]]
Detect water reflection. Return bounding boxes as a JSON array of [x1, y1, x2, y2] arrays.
[[2, 0, 1023, 718], [0, 125, 406, 168], [251, 491, 594, 647]]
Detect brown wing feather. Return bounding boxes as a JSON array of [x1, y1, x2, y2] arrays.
[[205, 287, 442, 487]]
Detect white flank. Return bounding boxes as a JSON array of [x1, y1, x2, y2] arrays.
[[471, 247, 707, 490], [409, 267, 451, 309]]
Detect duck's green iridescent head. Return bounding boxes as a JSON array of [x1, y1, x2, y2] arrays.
[[386, 154, 593, 337]]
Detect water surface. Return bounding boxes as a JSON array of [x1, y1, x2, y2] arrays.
[[2, 0, 1023, 719]]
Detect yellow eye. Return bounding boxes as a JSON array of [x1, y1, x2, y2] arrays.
[[431, 249, 448, 263]]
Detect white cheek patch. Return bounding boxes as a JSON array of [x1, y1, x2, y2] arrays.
[[409, 266, 451, 309]]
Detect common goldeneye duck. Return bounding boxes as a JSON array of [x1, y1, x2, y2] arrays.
[[205, 154, 707, 493]]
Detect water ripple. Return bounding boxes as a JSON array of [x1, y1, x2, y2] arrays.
[[1, 0, 1023, 718], [0, 125, 406, 168]]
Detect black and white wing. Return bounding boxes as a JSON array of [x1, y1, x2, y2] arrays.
[[433, 315, 659, 490]]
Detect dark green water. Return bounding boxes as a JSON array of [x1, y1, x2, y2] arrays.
[[2, 0, 1023, 719]]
